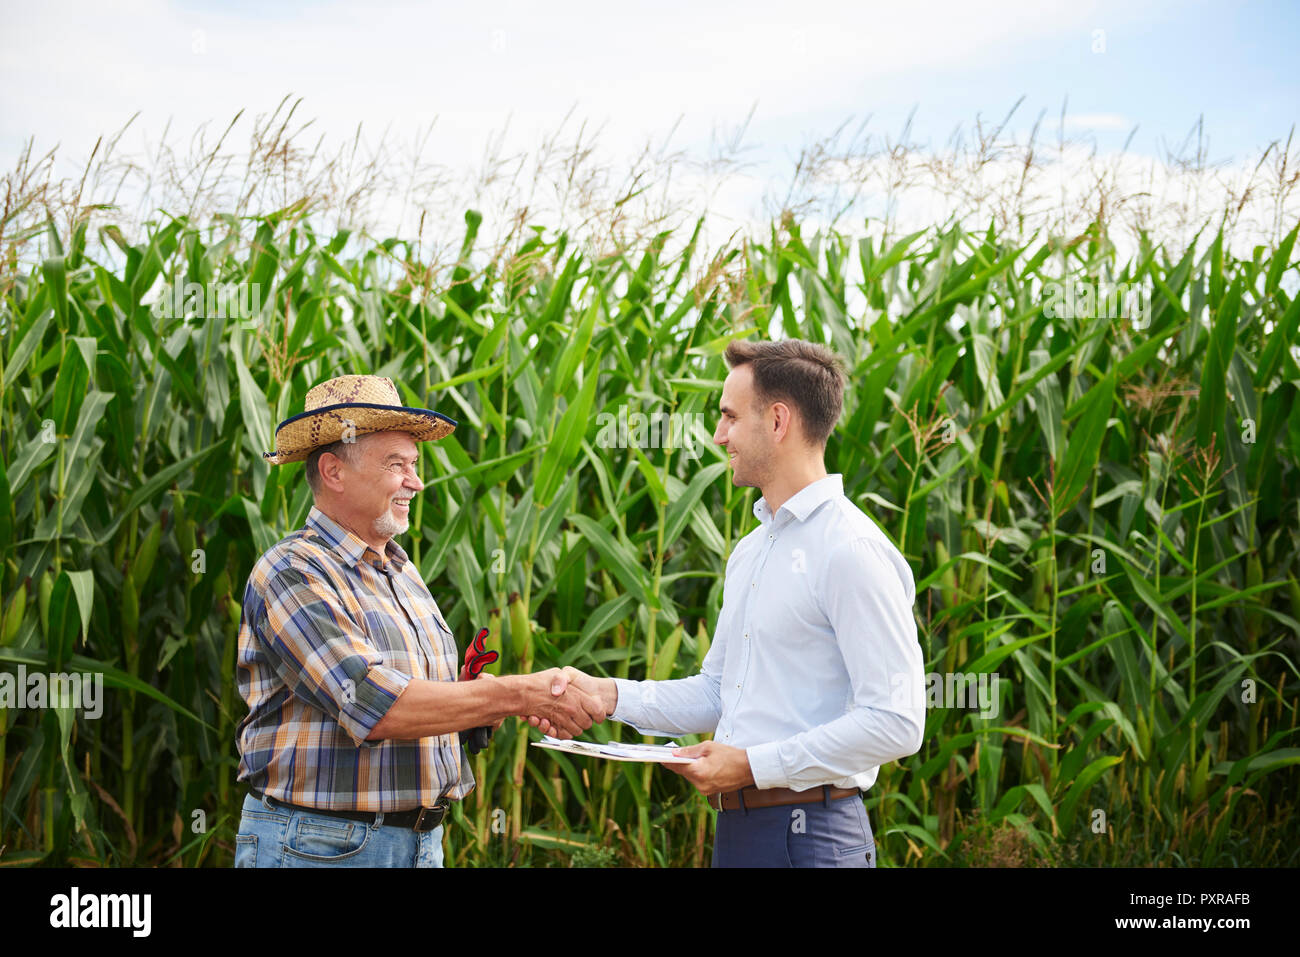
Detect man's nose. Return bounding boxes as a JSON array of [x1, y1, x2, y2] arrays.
[[405, 470, 425, 491]]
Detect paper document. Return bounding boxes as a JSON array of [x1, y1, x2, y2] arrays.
[[532, 736, 699, 764]]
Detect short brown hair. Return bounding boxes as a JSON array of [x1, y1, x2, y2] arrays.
[[723, 338, 847, 446]]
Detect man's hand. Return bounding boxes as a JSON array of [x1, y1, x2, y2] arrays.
[[515, 668, 607, 740], [667, 741, 756, 794], [562, 666, 618, 713], [527, 666, 618, 737]]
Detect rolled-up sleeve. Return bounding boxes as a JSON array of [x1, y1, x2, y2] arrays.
[[252, 560, 411, 747], [745, 536, 926, 790]]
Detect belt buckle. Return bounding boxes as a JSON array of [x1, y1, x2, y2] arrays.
[[413, 802, 447, 832], [707, 792, 723, 812]]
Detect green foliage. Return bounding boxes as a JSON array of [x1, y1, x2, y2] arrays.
[[1, 209, 1297, 867]]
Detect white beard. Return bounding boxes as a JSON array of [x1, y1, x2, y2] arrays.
[[373, 508, 409, 540]]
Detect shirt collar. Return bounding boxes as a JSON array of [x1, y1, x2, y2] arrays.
[[306, 506, 409, 572], [753, 474, 843, 525]]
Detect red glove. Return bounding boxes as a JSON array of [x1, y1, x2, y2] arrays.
[[460, 627, 499, 754]]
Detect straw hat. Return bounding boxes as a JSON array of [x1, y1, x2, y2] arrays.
[[262, 375, 457, 465]]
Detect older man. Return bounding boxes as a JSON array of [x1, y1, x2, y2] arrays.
[[234, 375, 603, 868]]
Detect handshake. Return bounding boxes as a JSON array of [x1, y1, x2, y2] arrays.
[[512, 666, 618, 740], [370, 665, 617, 744], [462, 666, 750, 795]]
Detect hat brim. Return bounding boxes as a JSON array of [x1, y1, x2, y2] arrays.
[[262, 402, 458, 465]]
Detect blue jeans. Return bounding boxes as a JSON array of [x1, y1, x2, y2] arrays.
[[234, 793, 445, 868], [711, 794, 876, 868]]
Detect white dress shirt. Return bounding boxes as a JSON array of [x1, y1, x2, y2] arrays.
[[611, 473, 926, 792]]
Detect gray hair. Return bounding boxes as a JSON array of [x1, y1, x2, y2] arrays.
[[304, 436, 364, 494]]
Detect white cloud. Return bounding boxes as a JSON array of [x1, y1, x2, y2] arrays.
[[1063, 113, 1133, 131], [10, 0, 1286, 266], [2, 0, 1132, 166]]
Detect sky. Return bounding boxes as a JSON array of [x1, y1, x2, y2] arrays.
[[1, 0, 1296, 246]]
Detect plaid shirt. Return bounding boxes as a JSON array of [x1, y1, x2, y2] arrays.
[[236, 506, 473, 810]]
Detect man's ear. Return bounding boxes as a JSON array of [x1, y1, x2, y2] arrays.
[[318, 450, 349, 493], [770, 401, 794, 442]]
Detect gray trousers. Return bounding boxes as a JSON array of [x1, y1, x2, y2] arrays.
[[712, 792, 876, 868]]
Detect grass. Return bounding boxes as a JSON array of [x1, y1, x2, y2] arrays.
[[1, 104, 1298, 867]]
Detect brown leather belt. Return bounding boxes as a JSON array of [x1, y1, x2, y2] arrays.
[[707, 785, 862, 812], [250, 787, 450, 832]]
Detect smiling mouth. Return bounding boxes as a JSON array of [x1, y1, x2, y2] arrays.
[[391, 496, 413, 511]]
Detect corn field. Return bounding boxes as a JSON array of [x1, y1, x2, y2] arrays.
[[0, 200, 1297, 866]]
